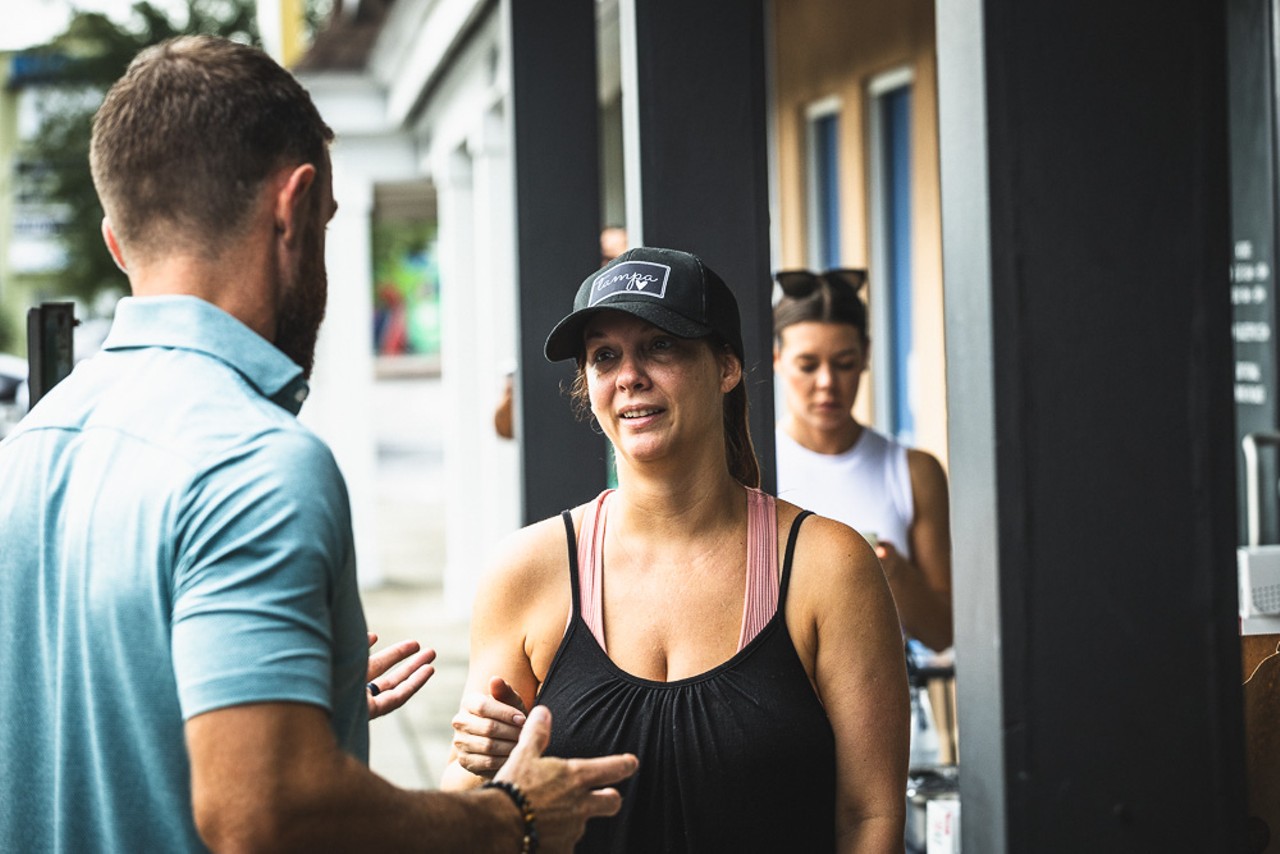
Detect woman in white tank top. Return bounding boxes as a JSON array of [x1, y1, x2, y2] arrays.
[[773, 269, 954, 652]]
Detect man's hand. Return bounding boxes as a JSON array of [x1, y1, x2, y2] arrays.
[[452, 676, 528, 778], [495, 706, 637, 852], [366, 632, 436, 720]]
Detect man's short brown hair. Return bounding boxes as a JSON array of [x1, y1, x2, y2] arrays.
[[90, 35, 334, 259]]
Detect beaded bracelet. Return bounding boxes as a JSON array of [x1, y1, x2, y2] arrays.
[[481, 780, 539, 854]]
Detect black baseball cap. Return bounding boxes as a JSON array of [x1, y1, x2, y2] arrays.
[[544, 246, 744, 362]]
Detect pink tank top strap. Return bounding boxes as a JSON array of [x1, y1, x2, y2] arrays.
[[737, 488, 779, 650], [578, 487, 778, 654], [578, 490, 612, 650]]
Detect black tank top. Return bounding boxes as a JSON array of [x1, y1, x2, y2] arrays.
[[539, 509, 837, 852]]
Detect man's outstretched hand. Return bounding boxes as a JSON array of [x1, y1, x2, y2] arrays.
[[494, 706, 638, 853], [366, 632, 436, 720]]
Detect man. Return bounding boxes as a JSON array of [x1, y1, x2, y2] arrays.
[[0, 35, 635, 852]]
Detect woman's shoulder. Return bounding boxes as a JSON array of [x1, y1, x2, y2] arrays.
[[905, 447, 949, 504], [904, 444, 944, 472], [476, 504, 589, 606], [502, 506, 581, 554], [776, 497, 880, 579], [775, 498, 896, 651]]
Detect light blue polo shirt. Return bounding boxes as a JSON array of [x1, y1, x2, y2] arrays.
[[0, 296, 369, 852]]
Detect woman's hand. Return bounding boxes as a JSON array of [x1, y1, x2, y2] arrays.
[[366, 632, 436, 720], [872, 539, 909, 581], [450, 676, 529, 779]]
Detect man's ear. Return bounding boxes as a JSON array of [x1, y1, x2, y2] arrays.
[[273, 163, 317, 246], [101, 218, 128, 274]]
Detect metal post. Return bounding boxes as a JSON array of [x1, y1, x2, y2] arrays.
[[25, 302, 76, 407], [1242, 432, 1280, 546]]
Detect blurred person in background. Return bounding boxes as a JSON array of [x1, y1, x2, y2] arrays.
[[494, 227, 629, 441], [772, 268, 953, 653], [599, 225, 628, 266]]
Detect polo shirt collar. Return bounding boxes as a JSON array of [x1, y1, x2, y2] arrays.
[[102, 295, 310, 415]]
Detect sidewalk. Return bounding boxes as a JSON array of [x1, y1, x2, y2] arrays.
[[362, 375, 471, 790]]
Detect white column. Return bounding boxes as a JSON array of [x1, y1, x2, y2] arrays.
[[434, 146, 479, 614], [430, 100, 522, 616], [618, 0, 645, 247], [304, 160, 382, 588], [455, 104, 521, 615]]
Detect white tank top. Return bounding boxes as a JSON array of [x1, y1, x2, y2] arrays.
[[775, 425, 914, 556]]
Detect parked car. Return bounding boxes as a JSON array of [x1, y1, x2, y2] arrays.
[[0, 354, 28, 440]]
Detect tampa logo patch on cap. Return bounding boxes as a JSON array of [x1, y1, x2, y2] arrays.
[[588, 261, 671, 306]]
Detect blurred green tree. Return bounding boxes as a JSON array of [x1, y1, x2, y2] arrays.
[[20, 0, 260, 307]]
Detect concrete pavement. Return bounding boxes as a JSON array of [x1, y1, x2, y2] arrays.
[[363, 375, 472, 790]]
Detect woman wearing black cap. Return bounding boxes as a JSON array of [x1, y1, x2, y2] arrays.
[[443, 247, 908, 852]]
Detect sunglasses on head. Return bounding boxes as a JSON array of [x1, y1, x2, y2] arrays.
[[774, 268, 868, 298]]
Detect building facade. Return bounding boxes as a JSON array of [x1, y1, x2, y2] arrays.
[[286, 1, 1249, 847]]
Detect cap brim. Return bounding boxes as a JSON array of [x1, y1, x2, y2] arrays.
[[544, 300, 713, 362]]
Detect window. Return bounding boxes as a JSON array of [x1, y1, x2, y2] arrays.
[[869, 69, 915, 443], [806, 97, 842, 269]]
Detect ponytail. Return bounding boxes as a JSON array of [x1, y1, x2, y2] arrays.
[[722, 378, 760, 488]]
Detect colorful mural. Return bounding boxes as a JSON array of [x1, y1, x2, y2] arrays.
[[371, 219, 440, 356]]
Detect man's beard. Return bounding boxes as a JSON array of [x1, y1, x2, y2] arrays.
[[275, 217, 328, 379]]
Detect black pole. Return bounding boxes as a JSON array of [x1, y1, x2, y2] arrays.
[[938, 0, 1245, 848], [507, 0, 609, 524], [625, 0, 775, 491], [25, 302, 77, 408]]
